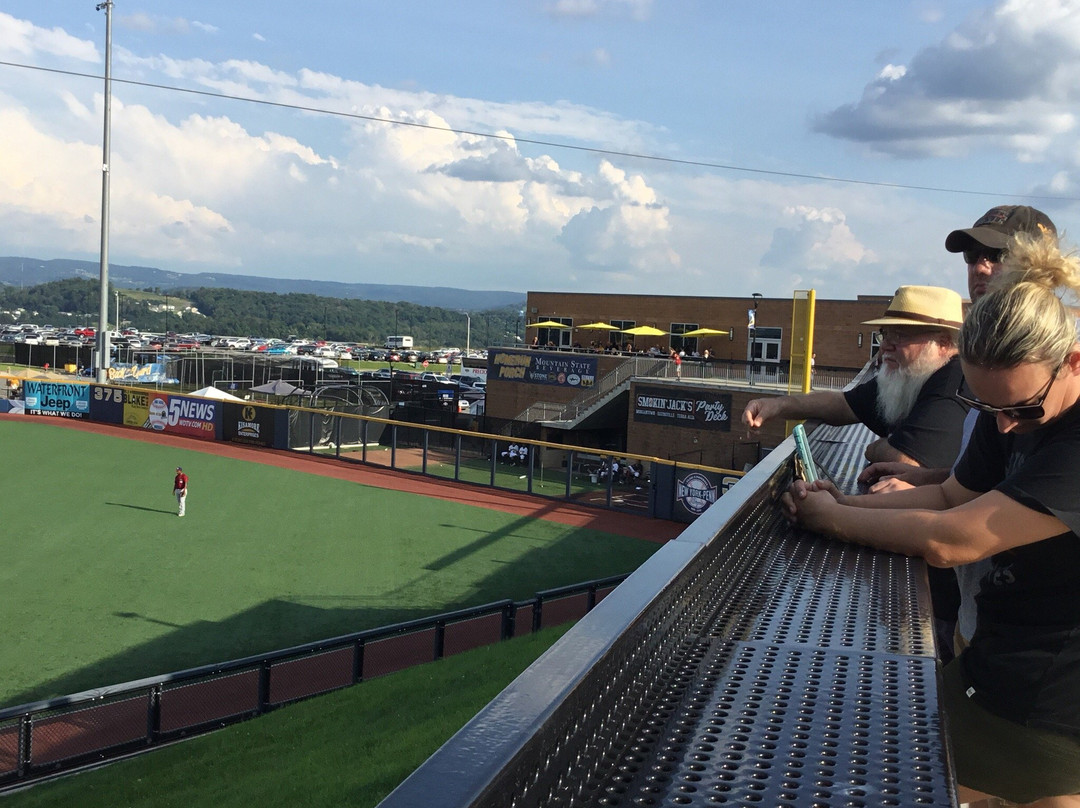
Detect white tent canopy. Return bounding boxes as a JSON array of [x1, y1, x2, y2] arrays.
[[188, 386, 245, 401]]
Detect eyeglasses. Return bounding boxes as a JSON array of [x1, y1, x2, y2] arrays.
[[963, 246, 1005, 265], [954, 372, 1057, 421], [877, 328, 941, 346]]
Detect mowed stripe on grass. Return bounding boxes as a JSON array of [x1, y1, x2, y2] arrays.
[[0, 418, 660, 707]]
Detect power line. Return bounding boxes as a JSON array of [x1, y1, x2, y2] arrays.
[[2, 58, 1078, 202]]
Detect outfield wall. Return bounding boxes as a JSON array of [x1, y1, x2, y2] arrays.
[[2, 377, 743, 522]]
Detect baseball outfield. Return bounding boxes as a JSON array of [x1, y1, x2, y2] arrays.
[[1, 414, 679, 806]]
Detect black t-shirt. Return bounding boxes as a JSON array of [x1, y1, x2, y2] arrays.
[[843, 356, 969, 469], [953, 403, 1080, 737]]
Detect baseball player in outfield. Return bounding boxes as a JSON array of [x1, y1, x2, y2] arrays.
[[173, 466, 188, 517]]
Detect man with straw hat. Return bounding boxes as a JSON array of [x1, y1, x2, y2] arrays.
[[743, 285, 969, 470], [745, 285, 970, 664]]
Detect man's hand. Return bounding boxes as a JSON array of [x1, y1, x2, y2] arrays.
[[743, 397, 782, 430], [780, 479, 845, 532], [858, 462, 948, 491]]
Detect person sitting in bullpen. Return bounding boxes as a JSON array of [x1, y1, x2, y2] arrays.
[[780, 231, 1080, 804]]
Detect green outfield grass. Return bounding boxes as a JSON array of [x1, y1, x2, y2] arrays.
[[0, 418, 659, 707], [4, 625, 571, 808]]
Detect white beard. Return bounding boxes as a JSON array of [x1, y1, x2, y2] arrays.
[[875, 351, 948, 428]]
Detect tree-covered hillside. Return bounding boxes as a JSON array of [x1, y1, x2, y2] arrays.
[[0, 279, 525, 348]]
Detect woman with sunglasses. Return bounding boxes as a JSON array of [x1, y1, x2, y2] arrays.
[[783, 231, 1080, 806]]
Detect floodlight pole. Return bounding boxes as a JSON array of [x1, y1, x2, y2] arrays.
[[94, 1, 113, 383], [461, 311, 471, 371]]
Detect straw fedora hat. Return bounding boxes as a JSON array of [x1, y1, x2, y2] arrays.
[[862, 285, 964, 331]]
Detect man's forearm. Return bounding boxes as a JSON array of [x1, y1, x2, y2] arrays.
[[840, 483, 951, 511], [773, 392, 858, 425], [863, 438, 919, 465]]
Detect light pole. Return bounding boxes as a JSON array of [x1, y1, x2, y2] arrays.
[[115, 290, 119, 332], [94, 0, 113, 383], [749, 293, 762, 385], [461, 311, 471, 369]]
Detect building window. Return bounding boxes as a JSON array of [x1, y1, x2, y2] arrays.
[[609, 319, 635, 351], [538, 317, 573, 348], [870, 330, 882, 358], [669, 323, 700, 355], [748, 326, 783, 377]]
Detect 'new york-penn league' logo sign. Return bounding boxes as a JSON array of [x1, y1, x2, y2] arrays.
[[677, 472, 719, 515]]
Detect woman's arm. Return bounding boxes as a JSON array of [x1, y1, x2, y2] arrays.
[[827, 475, 972, 511], [785, 481, 1069, 567]]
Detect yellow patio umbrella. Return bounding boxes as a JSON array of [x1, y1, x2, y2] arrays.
[[680, 327, 729, 337], [527, 320, 571, 328], [620, 325, 668, 337], [576, 321, 619, 330]]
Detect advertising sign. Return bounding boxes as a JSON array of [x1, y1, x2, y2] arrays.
[[107, 362, 171, 384], [487, 349, 597, 388], [23, 381, 90, 418], [144, 393, 218, 439], [673, 468, 741, 521], [222, 402, 276, 447], [89, 384, 126, 424], [633, 384, 732, 431], [123, 389, 151, 428]]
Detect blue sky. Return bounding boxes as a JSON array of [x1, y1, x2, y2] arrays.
[[2, 1, 1079, 300]]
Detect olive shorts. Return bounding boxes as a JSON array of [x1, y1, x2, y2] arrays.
[[941, 658, 1080, 803]]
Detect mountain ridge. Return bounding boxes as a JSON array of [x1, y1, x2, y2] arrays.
[[0, 257, 526, 310]]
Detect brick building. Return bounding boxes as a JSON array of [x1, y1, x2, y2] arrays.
[[523, 290, 891, 370], [484, 290, 895, 471]]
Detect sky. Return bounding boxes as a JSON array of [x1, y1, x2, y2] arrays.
[[2, 1, 1080, 302]]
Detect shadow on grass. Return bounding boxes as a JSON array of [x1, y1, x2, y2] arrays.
[[3, 599, 455, 709], [106, 502, 177, 515]]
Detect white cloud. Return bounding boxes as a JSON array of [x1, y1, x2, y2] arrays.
[[547, 0, 653, 20], [814, 0, 1080, 164], [760, 205, 876, 274], [0, 12, 98, 62], [118, 14, 193, 35]]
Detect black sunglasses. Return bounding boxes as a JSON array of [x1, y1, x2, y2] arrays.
[[955, 372, 1057, 421], [963, 246, 1006, 265]]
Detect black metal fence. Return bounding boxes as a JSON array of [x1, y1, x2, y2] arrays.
[[0, 575, 626, 792], [287, 406, 740, 521]]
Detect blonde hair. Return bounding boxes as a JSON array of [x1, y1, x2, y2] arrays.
[[959, 231, 1080, 369]]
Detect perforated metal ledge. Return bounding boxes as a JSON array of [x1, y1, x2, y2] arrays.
[[378, 422, 956, 808]]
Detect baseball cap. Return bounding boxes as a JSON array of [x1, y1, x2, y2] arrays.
[[176, 466, 183, 471], [861, 285, 964, 331], [945, 205, 1057, 253]]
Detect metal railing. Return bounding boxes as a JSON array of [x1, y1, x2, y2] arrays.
[[288, 407, 743, 521], [378, 417, 956, 808], [509, 355, 859, 426]]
